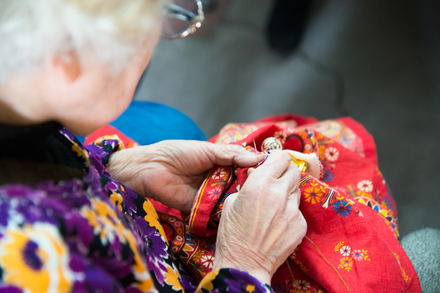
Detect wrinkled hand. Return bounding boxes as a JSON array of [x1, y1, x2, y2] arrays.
[[107, 140, 263, 214], [213, 150, 307, 284]]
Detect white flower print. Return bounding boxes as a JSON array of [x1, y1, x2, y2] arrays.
[[340, 246, 351, 257], [211, 168, 227, 180], [325, 147, 339, 162], [274, 130, 287, 144], [292, 280, 311, 290], [357, 180, 373, 193], [200, 254, 214, 269]]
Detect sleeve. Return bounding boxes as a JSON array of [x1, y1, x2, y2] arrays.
[[84, 135, 126, 166], [196, 269, 273, 293]]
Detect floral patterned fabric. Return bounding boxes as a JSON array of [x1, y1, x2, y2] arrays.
[[0, 126, 271, 293], [161, 115, 422, 292]]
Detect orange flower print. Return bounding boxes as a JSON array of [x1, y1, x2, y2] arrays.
[[81, 199, 126, 245], [319, 145, 326, 160], [357, 180, 373, 193], [303, 186, 324, 204], [300, 131, 309, 140], [164, 266, 184, 291], [109, 191, 123, 212], [338, 257, 353, 271], [325, 147, 339, 162], [0, 223, 73, 293], [71, 143, 90, 166]]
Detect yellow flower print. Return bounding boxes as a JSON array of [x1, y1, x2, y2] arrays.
[[93, 135, 126, 150], [334, 241, 345, 252], [362, 249, 370, 261], [303, 186, 324, 204], [143, 201, 168, 243], [338, 257, 353, 271], [72, 142, 90, 166], [124, 231, 155, 292], [110, 191, 123, 212], [164, 265, 184, 291], [0, 223, 73, 293], [192, 250, 204, 264], [196, 270, 220, 293], [293, 260, 309, 273], [81, 198, 126, 245], [82, 199, 154, 291], [355, 189, 372, 199], [245, 284, 256, 293]]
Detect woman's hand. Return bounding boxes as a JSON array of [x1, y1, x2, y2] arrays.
[[213, 150, 307, 284], [107, 140, 263, 214]]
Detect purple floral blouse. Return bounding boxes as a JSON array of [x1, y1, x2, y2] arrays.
[[0, 127, 272, 293]]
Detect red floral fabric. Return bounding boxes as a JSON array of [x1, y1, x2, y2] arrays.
[[161, 115, 421, 292]]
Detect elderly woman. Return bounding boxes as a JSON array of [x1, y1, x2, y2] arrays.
[[0, 0, 306, 292]]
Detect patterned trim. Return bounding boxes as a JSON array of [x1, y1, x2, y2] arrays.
[[189, 170, 214, 231]]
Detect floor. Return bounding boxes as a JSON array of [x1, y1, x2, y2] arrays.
[[135, 0, 440, 237]]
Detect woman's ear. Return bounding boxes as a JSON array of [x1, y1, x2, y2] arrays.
[[52, 51, 81, 82]]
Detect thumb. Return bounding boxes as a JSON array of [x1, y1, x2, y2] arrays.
[[223, 192, 239, 212]]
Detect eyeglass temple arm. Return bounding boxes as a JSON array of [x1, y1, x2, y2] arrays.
[[164, 3, 197, 19]]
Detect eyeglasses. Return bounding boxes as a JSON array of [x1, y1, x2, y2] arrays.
[[161, 0, 204, 40]]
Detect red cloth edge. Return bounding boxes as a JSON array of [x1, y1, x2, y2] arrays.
[[337, 117, 378, 165]]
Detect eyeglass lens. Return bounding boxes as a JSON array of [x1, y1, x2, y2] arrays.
[[162, 0, 201, 39]]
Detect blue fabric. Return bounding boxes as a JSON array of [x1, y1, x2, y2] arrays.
[[77, 101, 206, 144]]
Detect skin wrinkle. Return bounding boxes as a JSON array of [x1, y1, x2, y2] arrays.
[[218, 207, 273, 273], [213, 150, 306, 283], [1, 0, 309, 287], [107, 141, 264, 214]]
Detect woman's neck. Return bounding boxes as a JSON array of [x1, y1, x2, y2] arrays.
[[0, 77, 50, 126]]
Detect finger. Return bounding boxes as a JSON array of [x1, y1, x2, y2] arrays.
[[205, 143, 266, 167], [252, 150, 292, 179], [273, 165, 300, 201], [278, 163, 301, 189], [287, 187, 301, 207]]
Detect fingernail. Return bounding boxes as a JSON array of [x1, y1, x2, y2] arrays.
[[257, 154, 266, 161], [256, 154, 269, 167], [247, 167, 256, 176]]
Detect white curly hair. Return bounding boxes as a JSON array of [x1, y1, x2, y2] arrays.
[[0, 0, 162, 82]]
